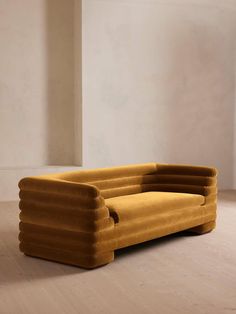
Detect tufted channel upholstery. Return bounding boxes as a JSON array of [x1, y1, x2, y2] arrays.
[[19, 163, 217, 269]]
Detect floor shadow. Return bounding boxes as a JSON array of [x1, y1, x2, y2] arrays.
[[0, 252, 85, 286], [115, 230, 190, 259]]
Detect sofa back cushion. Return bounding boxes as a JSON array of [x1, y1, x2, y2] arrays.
[[57, 163, 157, 199]]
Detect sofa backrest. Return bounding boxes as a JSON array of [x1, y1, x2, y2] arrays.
[[57, 163, 158, 199]]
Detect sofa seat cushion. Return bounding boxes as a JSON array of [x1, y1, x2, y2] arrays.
[[105, 192, 205, 223]]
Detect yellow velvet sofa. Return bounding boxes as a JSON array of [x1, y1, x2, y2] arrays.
[[19, 163, 217, 269]]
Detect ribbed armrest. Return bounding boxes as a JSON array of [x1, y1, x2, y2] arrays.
[[19, 177, 110, 230], [154, 163, 217, 202], [19, 177, 100, 198], [19, 176, 115, 268]]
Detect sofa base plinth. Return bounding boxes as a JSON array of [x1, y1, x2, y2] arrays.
[[20, 242, 114, 269], [187, 221, 216, 234]]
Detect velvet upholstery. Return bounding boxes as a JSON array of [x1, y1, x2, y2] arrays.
[[19, 163, 217, 268]]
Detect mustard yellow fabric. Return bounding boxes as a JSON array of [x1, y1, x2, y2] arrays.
[[106, 192, 205, 222], [18, 162, 217, 269]]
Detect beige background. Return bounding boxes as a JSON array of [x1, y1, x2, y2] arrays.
[[0, 0, 236, 200], [0, 0, 77, 167], [82, 0, 236, 189]]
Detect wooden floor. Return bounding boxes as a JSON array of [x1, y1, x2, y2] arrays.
[[0, 191, 236, 314]]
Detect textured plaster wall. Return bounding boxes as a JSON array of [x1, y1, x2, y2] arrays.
[[0, 0, 75, 167], [82, 0, 236, 189]]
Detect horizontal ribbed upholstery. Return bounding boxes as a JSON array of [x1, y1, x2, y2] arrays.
[[19, 162, 217, 268]]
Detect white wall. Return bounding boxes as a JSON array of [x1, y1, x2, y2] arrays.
[[0, 0, 76, 167], [82, 0, 236, 188]]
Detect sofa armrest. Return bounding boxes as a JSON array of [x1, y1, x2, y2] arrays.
[[19, 177, 111, 230], [154, 163, 217, 202], [19, 176, 115, 268], [19, 177, 100, 198]]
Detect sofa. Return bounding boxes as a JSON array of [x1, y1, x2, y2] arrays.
[[19, 163, 217, 269]]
